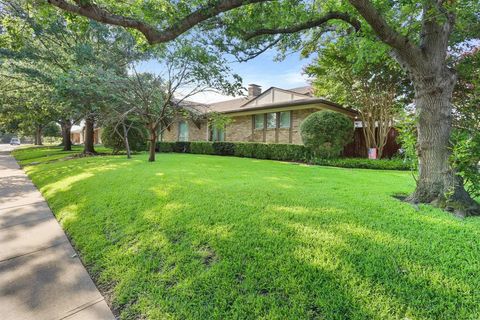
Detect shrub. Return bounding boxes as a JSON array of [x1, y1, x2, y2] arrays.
[[102, 122, 147, 153], [234, 142, 257, 158], [451, 131, 480, 198], [300, 111, 353, 158], [270, 144, 312, 161], [156, 141, 405, 170], [173, 142, 191, 153], [155, 142, 190, 153], [397, 114, 418, 172], [313, 158, 409, 170], [191, 141, 215, 155], [157, 141, 174, 153], [212, 142, 235, 155], [234, 142, 311, 161]]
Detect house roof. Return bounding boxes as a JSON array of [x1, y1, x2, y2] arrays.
[[177, 85, 356, 117], [239, 86, 311, 109], [203, 86, 356, 117], [223, 97, 358, 117], [206, 86, 311, 113], [288, 86, 314, 96], [173, 98, 209, 115], [207, 97, 254, 112]]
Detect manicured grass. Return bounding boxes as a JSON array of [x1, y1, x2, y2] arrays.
[[13, 145, 112, 166], [14, 147, 480, 319]]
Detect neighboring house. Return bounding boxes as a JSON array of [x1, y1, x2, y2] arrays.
[[162, 84, 400, 158], [71, 125, 103, 145]]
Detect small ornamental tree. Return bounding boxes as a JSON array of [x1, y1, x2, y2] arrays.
[[300, 111, 353, 159]]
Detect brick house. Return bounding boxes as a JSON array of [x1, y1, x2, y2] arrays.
[[162, 84, 401, 158], [70, 126, 103, 145], [162, 84, 359, 145]]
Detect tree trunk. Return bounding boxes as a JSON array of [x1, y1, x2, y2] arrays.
[[407, 70, 479, 216], [60, 120, 72, 151], [34, 125, 43, 145], [84, 115, 96, 154], [148, 125, 157, 162], [122, 122, 131, 159]]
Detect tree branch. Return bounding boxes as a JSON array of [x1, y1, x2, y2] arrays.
[[347, 0, 424, 71], [419, 1, 454, 62], [243, 12, 361, 40], [47, 0, 272, 44]]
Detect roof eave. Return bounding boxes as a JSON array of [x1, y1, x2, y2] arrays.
[[222, 98, 358, 117]]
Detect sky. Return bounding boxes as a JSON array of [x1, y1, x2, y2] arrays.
[[136, 50, 314, 103]]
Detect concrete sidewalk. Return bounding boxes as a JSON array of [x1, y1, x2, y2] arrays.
[[0, 145, 115, 320]]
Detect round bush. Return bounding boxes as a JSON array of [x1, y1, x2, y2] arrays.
[[300, 111, 353, 158], [101, 121, 147, 153]]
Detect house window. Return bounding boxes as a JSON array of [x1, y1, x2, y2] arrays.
[[280, 111, 291, 128], [254, 114, 264, 129], [211, 126, 225, 141], [178, 121, 189, 141], [267, 113, 277, 128]]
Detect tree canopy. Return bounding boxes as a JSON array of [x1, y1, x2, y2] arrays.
[[3, 0, 480, 214]]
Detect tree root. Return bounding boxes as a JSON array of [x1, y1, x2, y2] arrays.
[[406, 192, 480, 218]]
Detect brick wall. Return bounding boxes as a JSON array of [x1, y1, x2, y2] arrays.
[[156, 109, 400, 158], [162, 108, 318, 144], [277, 129, 290, 143], [223, 108, 317, 144], [161, 119, 208, 142], [225, 115, 253, 142]]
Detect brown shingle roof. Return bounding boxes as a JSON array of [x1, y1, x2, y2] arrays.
[[222, 97, 358, 117], [288, 86, 313, 96], [199, 86, 314, 113], [206, 96, 254, 112], [178, 85, 354, 116]]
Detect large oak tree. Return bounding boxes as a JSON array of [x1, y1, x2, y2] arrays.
[[43, 0, 480, 215]]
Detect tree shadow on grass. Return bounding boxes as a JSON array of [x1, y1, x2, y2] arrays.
[[33, 154, 480, 319]]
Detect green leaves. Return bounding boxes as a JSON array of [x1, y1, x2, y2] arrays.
[[305, 35, 408, 108], [300, 110, 353, 159], [450, 130, 480, 198]]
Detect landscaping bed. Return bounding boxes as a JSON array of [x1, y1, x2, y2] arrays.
[[157, 141, 410, 170]]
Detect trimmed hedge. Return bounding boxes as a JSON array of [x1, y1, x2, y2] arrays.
[[313, 158, 409, 170], [156, 141, 408, 170], [191, 142, 215, 155], [158, 141, 310, 161], [234, 142, 311, 162], [213, 142, 235, 156]]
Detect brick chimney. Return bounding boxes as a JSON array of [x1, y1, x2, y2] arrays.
[[248, 84, 262, 97]]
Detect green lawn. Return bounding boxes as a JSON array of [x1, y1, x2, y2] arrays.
[[13, 145, 112, 166], [13, 147, 480, 320]]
